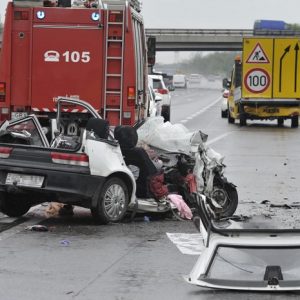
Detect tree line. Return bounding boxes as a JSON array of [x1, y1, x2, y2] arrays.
[[156, 52, 240, 78]]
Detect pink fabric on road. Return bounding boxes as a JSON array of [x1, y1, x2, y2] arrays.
[[167, 194, 193, 220]]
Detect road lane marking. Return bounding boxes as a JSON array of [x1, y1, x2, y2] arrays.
[[206, 131, 234, 146], [180, 96, 222, 124]]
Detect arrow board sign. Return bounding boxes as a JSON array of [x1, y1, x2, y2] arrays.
[[246, 43, 270, 64]]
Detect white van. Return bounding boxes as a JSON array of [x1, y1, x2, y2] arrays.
[[173, 74, 187, 88]]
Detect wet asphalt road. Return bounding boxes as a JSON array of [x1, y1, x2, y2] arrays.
[[1, 83, 300, 299]]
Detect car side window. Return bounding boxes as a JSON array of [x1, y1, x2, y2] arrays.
[[153, 79, 163, 89], [7, 119, 44, 146]]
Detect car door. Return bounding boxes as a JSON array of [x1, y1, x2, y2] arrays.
[[0, 115, 49, 147]]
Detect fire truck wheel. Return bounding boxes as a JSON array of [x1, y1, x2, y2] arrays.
[[0, 192, 31, 217], [91, 177, 129, 224], [291, 116, 299, 128]]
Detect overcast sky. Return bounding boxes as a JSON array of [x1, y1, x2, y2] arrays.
[[142, 0, 300, 29], [1, 0, 300, 63]]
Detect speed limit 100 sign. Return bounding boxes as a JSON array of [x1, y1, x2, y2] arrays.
[[244, 68, 270, 93]]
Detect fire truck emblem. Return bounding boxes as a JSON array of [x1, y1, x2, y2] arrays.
[[37, 11, 45, 19], [44, 50, 60, 62]]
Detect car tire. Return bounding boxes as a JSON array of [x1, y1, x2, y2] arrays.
[[239, 104, 247, 126], [239, 115, 247, 126], [221, 110, 227, 118], [91, 177, 129, 224], [162, 106, 170, 122], [291, 116, 299, 128], [227, 107, 235, 124], [212, 183, 238, 218], [0, 192, 31, 217]]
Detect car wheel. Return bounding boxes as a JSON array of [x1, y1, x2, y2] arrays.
[[239, 104, 247, 126], [227, 108, 234, 124], [239, 115, 247, 126], [277, 118, 284, 127], [91, 177, 129, 224], [162, 106, 170, 122], [212, 183, 238, 218], [291, 116, 299, 128], [221, 110, 227, 118], [0, 192, 31, 217]]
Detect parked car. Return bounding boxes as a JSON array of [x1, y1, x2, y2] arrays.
[[151, 71, 175, 91], [162, 74, 175, 91], [147, 85, 162, 117], [221, 88, 229, 118], [173, 74, 187, 88], [148, 75, 171, 122]]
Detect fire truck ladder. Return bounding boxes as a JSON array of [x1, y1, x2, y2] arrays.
[[103, 3, 126, 125]]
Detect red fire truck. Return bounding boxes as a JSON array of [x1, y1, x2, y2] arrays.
[[0, 0, 148, 131]]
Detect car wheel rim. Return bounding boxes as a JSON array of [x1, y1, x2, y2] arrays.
[[212, 188, 229, 208], [104, 184, 126, 219]]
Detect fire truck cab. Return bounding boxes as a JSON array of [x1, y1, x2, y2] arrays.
[[0, 0, 148, 132]]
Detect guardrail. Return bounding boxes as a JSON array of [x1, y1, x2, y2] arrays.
[[145, 28, 254, 36], [146, 28, 300, 36]]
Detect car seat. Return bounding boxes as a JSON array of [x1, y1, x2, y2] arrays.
[[86, 118, 110, 139], [114, 125, 157, 198]]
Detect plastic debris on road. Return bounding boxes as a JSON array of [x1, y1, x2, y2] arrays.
[[25, 225, 48, 232], [60, 239, 71, 246], [166, 232, 204, 255]]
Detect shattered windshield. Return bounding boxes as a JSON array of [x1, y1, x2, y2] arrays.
[[204, 246, 300, 288]]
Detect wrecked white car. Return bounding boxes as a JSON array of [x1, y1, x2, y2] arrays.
[[0, 97, 238, 223], [186, 195, 300, 291], [0, 98, 136, 224]]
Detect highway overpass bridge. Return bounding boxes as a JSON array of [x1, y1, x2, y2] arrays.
[[145, 28, 300, 51], [145, 29, 253, 51]]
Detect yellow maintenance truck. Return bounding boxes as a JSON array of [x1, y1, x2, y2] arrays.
[[226, 37, 300, 127]]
